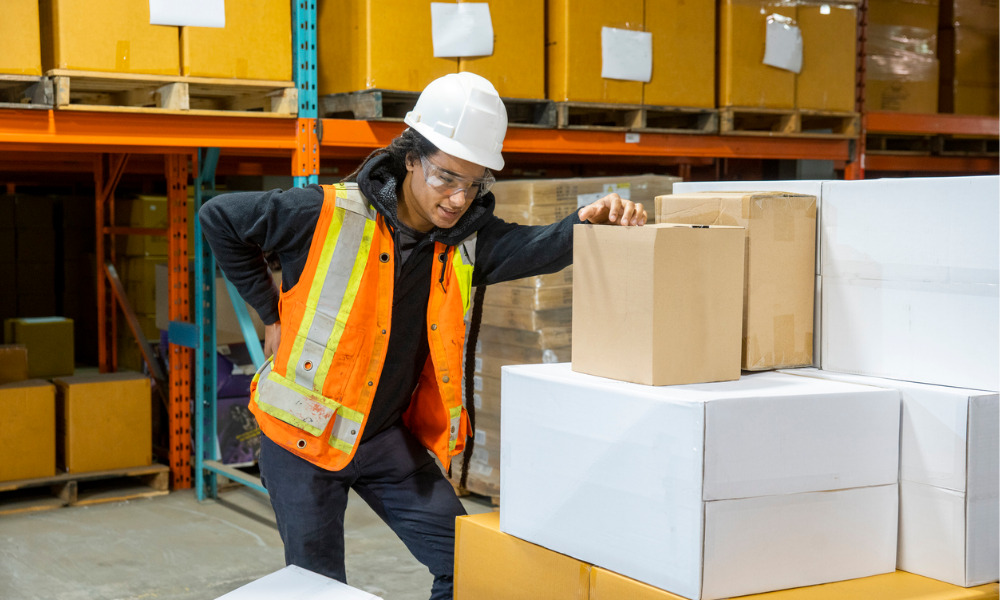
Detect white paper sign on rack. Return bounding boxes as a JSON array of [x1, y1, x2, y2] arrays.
[[763, 14, 803, 73], [601, 27, 653, 82], [430, 3, 494, 58], [150, 0, 225, 27]]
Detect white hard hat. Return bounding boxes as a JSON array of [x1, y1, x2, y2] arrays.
[[404, 73, 507, 171]]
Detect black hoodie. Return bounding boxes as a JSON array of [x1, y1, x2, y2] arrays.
[[199, 153, 581, 441]]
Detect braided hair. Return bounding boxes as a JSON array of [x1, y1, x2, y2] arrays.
[[342, 128, 439, 183]]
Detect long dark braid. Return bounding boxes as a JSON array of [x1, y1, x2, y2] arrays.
[[342, 128, 438, 183], [458, 285, 488, 489]]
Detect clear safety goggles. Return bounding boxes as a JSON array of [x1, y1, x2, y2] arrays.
[[420, 155, 495, 199]]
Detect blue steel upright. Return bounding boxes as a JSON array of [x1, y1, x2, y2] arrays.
[[294, 0, 319, 188]]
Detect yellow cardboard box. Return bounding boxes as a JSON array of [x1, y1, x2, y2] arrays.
[[459, 0, 545, 99], [796, 3, 858, 111], [0, 380, 56, 481], [54, 372, 152, 473], [181, 0, 292, 80], [657, 192, 817, 371], [546, 0, 644, 103], [454, 512, 591, 600], [0, 344, 29, 385], [643, 0, 715, 108], [3, 317, 75, 379], [1, 0, 43, 76], [317, 0, 456, 94], [719, 0, 798, 108], [39, 0, 179, 75]]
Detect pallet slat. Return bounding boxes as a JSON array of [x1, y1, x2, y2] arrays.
[[320, 89, 556, 127], [0, 75, 53, 109], [721, 107, 860, 139], [0, 464, 170, 516]]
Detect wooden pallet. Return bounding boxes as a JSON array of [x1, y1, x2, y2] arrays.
[[320, 89, 556, 127], [720, 107, 799, 136], [866, 133, 936, 155], [639, 106, 718, 134], [0, 464, 170, 516], [799, 110, 860, 138], [935, 135, 1000, 157], [555, 101, 644, 130], [47, 70, 297, 117], [0, 74, 53, 109]]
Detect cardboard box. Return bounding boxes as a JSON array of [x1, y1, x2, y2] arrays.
[[572, 224, 744, 386], [796, 3, 858, 112], [546, 0, 644, 103], [455, 512, 591, 600], [3, 317, 74, 379], [718, 0, 798, 108], [0, 0, 43, 76], [39, 0, 180, 74], [504, 268, 574, 288], [500, 365, 900, 600], [459, 0, 545, 99], [657, 192, 817, 370], [54, 372, 152, 473], [869, 0, 940, 35], [0, 345, 29, 385], [942, 0, 1000, 29], [781, 367, 999, 587], [0, 379, 56, 481], [481, 306, 571, 331], [866, 0, 940, 113], [483, 284, 572, 310], [217, 565, 382, 599], [947, 83, 1000, 115], [478, 324, 572, 349], [643, 0, 715, 108], [819, 176, 999, 391], [181, 0, 291, 80], [317, 0, 456, 95], [939, 27, 1000, 114]]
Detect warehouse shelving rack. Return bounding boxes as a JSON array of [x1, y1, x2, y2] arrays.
[[0, 1, 996, 494]]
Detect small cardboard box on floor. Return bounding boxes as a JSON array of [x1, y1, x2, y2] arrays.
[[781, 367, 999, 587], [656, 191, 817, 371], [572, 223, 744, 386], [54, 372, 151, 473], [0, 379, 56, 481], [500, 365, 900, 600]]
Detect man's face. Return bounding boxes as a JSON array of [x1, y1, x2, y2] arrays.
[[400, 151, 490, 232]]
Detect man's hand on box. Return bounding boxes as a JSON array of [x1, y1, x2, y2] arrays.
[[578, 193, 647, 226]]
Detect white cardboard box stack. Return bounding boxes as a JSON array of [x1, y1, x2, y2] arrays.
[[500, 365, 900, 600]]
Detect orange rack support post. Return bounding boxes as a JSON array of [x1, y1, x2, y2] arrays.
[[166, 153, 193, 490], [95, 153, 130, 372]]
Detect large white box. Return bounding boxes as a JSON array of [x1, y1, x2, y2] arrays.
[[499, 364, 900, 600], [216, 565, 381, 599], [781, 367, 1000, 587], [820, 176, 999, 391]]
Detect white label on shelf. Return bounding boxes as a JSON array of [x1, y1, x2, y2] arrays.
[[601, 27, 653, 82], [625, 133, 641, 144], [150, 0, 225, 27], [763, 14, 803, 73], [431, 3, 494, 58]]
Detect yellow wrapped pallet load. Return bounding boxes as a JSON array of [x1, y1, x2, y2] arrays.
[[796, 1, 859, 112], [546, 0, 644, 103], [39, 0, 180, 75], [181, 0, 292, 81], [718, 0, 798, 108], [1, 0, 43, 76], [318, 0, 456, 95], [866, 0, 940, 113], [643, 0, 716, 108], [458, 0, 545, 99]]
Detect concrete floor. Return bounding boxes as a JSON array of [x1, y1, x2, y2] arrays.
[[0, 485, 495, 600]]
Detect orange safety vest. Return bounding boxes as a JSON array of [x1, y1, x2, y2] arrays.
[[248, 182, 476, 472]]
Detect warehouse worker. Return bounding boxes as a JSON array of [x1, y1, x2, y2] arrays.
[[199, 72, 646, 600]]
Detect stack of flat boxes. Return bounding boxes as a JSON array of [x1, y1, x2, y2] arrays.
[[462, 175, 680, 498], [117, 196, 169, 371]]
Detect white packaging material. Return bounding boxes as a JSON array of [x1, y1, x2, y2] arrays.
[[820, 176, 999, 391], [781, 367, 1000, 587], [216, 565, 382, 599], [500, 364, 899, 600]]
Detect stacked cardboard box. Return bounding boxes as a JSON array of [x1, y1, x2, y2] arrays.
[[0, 379, 57, 482], [4, 317, 74, 379], [1, 0, 42, 76], [866, 0, 940, 113], [796, 1, 859, 112], [718, 0, 798, 109], [181, 0, 291, 81], [938, 0, 999, 114]]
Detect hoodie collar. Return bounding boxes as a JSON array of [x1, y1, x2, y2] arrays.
[[357, 153, 496, 246]]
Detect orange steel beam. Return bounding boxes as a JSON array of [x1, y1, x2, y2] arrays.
[[318, 119, 853, 161], [166, 153, 193, 490], [865, 154, 999, 173], [293, 118, 320, 177], [95, 153, 130, 372], [866, 112, 1000, 137]]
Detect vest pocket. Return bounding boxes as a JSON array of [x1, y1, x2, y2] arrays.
[[255, 370, 340, 437]]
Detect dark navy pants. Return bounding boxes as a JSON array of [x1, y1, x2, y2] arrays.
[[258, 424, 466, 600]]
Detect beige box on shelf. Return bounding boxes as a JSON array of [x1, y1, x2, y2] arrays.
[[718, 0, 797, 109], [181, 0, 291, 81], [796, 2, 858, 112], [0, 380, 56, 481], [657, 191, 817, 371], [546, 0, 644, 103], [483, 284, 573, 311], [317, 0, 456, 95], [455, 512, 591, 600], [1, 0, 43, 76], [39, 0, 179, 75], [54, 372, 152, 473], [481, 306, 571, 331], [643, 0, 715, 108], [3, 317, 74, 379], [572, 224, 745, 386], [459, 0, 545, 99]]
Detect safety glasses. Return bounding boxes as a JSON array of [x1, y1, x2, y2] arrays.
[[419, 155, 495, 199]]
